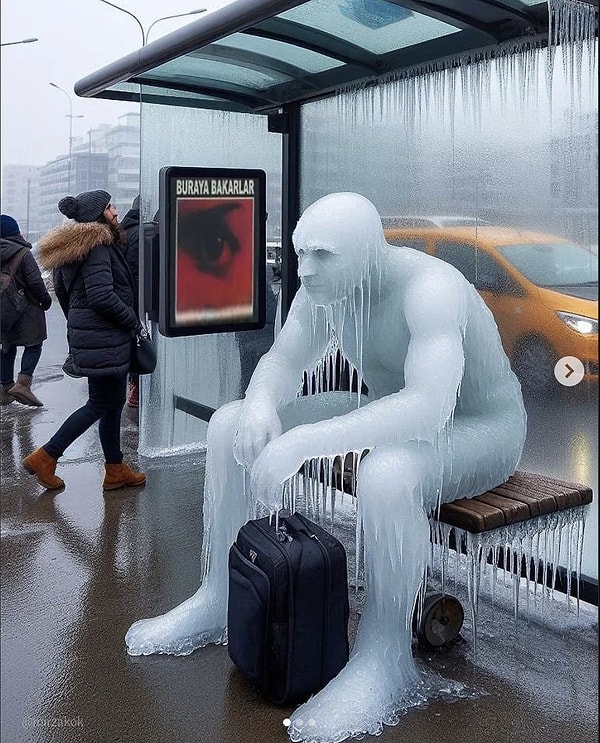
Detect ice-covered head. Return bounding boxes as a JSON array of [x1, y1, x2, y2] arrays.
[[293, 193, 386, 306]]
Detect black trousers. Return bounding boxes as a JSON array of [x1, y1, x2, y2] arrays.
[[44, 374, 128, 464]]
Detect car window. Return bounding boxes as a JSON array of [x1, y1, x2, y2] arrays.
[[386, 237, 427, 252], [495, 242, 598, 286], [435, 241, 517, 293]]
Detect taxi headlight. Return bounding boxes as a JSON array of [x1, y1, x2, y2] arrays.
[[556, 311, 598, 335]]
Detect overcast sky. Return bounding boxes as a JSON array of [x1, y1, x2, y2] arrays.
[[1, 0, 234, 169]]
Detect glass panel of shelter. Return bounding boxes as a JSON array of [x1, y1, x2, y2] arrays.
[[213, 34, 346, 74], [278, 0, 460, 54]]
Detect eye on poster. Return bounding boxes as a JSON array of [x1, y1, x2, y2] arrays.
[[158, 166, 267, 337]]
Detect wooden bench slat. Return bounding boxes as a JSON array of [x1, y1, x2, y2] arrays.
[[512, 470, 592, 498], [510, 472, 592, 506], [475, 493, 531, 524], [437, 500, 506, 532], [490, 482, 559, 515], [492, 476, 584, 510], [487, 485, 544, 517], [521, 479, 583, 508], [330, 462, 592, 534]]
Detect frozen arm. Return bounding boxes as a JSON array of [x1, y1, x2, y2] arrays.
[[250, 273, 468, 502]]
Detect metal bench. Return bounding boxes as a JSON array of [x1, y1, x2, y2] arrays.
[[330, 459, 594, 649]]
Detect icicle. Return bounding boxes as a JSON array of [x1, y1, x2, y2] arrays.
[[465, 533, 479, 662], [512, 544, 520, 627], [490, 543, 498, 613], [355, 499, 363, 593], [575, 510, 586, 617]]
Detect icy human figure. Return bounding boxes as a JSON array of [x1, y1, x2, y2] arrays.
[[126, 193, 526, 741]]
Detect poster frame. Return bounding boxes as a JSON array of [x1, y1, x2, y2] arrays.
[[158, 165, 267, 338]]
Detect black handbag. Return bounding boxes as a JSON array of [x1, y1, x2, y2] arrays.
[[62, 353, 84, 378], [130, 325, 157, 375]]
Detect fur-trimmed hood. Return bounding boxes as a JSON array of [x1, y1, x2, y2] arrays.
[[37, 221, 115, 270]]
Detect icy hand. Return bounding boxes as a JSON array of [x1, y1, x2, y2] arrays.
[[250, 428, 308, 511], [233, 403, 282, 470]]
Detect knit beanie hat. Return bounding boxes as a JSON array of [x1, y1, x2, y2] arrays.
[[1, 214, 20, 237], [58, 190, 111, 223]]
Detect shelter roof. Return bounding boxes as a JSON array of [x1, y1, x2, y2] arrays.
[[74, 0, 580, 113]]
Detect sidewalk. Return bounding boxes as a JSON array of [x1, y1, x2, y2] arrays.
[[1, 363, 598, 743]]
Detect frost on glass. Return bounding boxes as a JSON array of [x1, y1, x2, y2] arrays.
[[126, 192, 527, 741], [301, 2, 597, 247]]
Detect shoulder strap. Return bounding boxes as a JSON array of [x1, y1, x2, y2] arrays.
[[1, 247, 28, 277]]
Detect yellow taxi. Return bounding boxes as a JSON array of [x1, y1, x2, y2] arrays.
[[383, 219, 598, 394]]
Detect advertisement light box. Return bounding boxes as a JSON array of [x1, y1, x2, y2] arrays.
[[158, 166, 267, 337]]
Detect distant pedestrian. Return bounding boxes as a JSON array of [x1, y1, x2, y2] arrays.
[[22, 190, 146, 492], [1, 214, 52, 407], [120, 195, 141, 408]]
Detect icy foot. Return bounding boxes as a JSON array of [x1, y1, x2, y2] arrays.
[[287, 651, 408, 743], [125, 586, 227, 656], [287, 649, 474, 743]]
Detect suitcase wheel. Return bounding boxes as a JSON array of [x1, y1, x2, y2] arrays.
[[415, 593, 464, 648]]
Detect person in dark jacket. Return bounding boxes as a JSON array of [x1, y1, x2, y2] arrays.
[[22, 190, 146, 493], [235, 278, 278, 396], [120, 194, 140, 292], [120, 195, 141, 408], [1, 214, 52, 407]]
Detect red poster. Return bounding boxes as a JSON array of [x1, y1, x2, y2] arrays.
[[175, 197, 255, 324]]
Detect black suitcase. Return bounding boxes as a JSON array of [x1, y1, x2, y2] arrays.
[[227, 511, 349, 705]]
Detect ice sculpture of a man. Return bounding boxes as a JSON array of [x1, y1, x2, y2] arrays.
[[126, 193, 526, 741]]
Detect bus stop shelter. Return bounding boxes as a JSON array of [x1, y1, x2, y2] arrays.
[[73, 0, 598, 589]]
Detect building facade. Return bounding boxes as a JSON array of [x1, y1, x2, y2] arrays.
[[0, 164, 40, 239], [103, 112, 141, 217], [2, 111, 141, 239]]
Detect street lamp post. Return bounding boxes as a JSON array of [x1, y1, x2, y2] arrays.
[[0, 37, 38, 47], [26, 178, 31, 239], [49, 82, 84, 194], [146, 10, 207, 42], [98, 1, 206, 45]]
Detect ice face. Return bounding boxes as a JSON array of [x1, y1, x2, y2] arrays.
[[292, 192, 389, 404], [293, 192, 386, 308]]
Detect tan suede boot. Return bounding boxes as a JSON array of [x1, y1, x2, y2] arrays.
[[9, 374, 43, 407], [23, 447, 65, 489], [103, 462, 147, 491]]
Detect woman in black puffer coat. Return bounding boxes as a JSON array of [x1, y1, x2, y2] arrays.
[[22, 190, 147, 493]]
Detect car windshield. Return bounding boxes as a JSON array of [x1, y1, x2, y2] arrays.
[[495, 242, 598, 286]]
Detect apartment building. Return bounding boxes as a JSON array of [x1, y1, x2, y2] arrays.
[[0, 164, 40, 239], [2, 112, 141, 239]]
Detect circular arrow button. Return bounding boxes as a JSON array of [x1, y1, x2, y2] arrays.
[[554, 356, 585, 386]]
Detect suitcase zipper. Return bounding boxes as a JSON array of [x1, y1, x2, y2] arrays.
[[252, 520, 296, 704], [291, 513, 334, 688], [308, 530, 332, 688]]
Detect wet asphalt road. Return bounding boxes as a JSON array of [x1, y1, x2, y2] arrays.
[[1, 302, 597, 743]]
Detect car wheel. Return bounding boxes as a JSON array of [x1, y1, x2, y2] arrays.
[[512, 337, 557, 397], [414, 593, 464, 648]]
